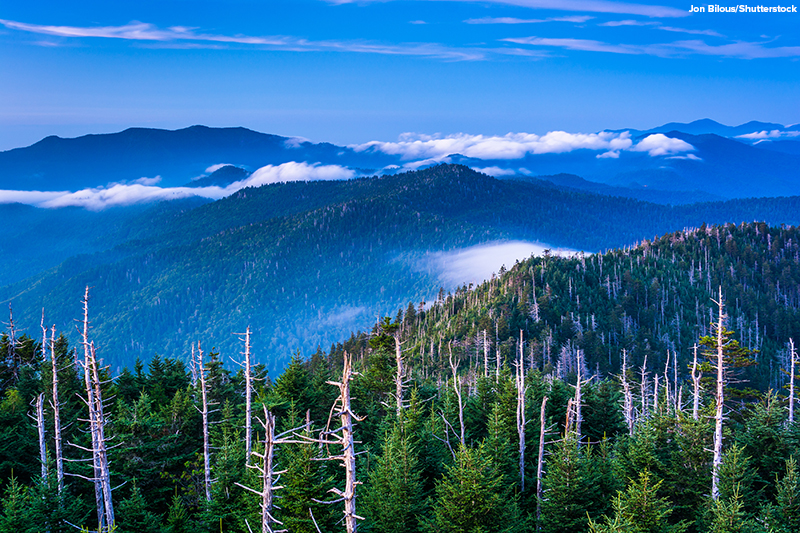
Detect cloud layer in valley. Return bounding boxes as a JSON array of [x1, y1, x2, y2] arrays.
[[0, 162, 355, 211], [421, 241, 579, 287]]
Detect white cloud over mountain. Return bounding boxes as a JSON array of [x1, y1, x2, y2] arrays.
[[0, 162, 354, 211], [352, 130, 694, 161]]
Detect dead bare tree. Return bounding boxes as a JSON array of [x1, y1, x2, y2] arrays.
[[789, 338, 797, 425], [194, 342, 216, 502], [32, 393, 47, 480], [235, 406, 310, 533], [711, 287, 726, 501], [49, 325, 64, 492], [515, 330, 527, 492], [233, 326, 255, 465], [483, 330, 489, 378], [66, 288, 115, 531], [535, 396, 548, 525], [571, 349, 588, 441], [639, 354, 649, 420], [392, 329, 409, 417], [449, 343, 465, 448], [620, 350, 634, 436], [691, 344, 701, 420], [309, 352, 365, 533]]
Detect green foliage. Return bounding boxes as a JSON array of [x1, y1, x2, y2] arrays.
[[589, 470, 687, 533], [427, 443, 523, 533], [362, 421, 426, 533], [539, 435, 603, 533], [116, 484, 161, 533]]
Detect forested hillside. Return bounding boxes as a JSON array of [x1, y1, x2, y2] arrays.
[[4, 165, 800, 373], [0, 222, 799, 532]]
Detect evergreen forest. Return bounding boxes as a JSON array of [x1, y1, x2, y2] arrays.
[[1, 222, 800, 532]]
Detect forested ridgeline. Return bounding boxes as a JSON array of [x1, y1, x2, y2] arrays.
[[0, 222, 800, 532], [5, 164, 800, 373]]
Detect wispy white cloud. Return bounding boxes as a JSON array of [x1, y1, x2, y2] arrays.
[[327, 0, 688, 18], [599, 19, 656, 27], [630, 134, 695, 156], [0, 162, 355, 211], [465, 15, 593, 24], [505, 35, 800, 59], [352, 131, 636, 160], [472, 166, 517, 176], [658, 26, 723, 38], [599, 19, 723, 37], [737, 129, 800, 140], [410, 241, 579, 287], [0, 18, 487, 61], [205, 163, 233, 173]]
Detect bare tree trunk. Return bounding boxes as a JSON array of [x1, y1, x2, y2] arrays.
[[236, 406, 312, 533], [80, 288, 105, 529], [653, 374, 660, 412], [50, 326, 64, 493], [7, 305, 18, 383], [573, 350, 584, 441], [536, 396, 548, 526], [495, 321, 501, 382], [449, 343, 465, 448], [393, 332, 405, 417], [621, 350, 634, 436], [90, 343, 114, 528], [691, 344, 701, 420], [639, 354, 648, 419], [243, 326, 254, 465], [483, 330, 489, 378], [663, 351, 670, 412], [35, 393, 47, 480], [516, 331, 527, 492], [712, 287, 726, 501], [197, 343, 212, 502], [790, 338, 796, 425]]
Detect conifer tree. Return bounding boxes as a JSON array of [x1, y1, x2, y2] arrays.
[[428, 442, 523, 533], [362, 421, 425, 533], [588, 470, 687, 533]]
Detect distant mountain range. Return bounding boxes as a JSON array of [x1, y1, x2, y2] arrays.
[[3, 164, 800, 373], [1, 120, 799, 372], [0, 119, 798, 201]]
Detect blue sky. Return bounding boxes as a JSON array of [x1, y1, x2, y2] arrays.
[[1, 0, 798, 150]]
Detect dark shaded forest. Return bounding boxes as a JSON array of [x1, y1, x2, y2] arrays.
[[0, 222, 799, 532]]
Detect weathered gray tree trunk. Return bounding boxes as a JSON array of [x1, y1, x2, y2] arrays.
[[712, 287, 727, 501], [50, 326, 64, 492], [80, 288, 105, 529], [536, 396, 548, 525], [639, 354, 648, 419], [328, 352, 364, 533], [196, 343, 213, 502], [790, 338, 796, 425], [691, 344, 701, 420], [35, 393, 47, 480], [90, 342, 114, 528], [449, 343, 465, 448], [483, 330, 489, 378], [235, 406, 309, 533], [393, 332, 406, 417], [242, 326, 254, 465], [515, 330, 527, 492], [621, 350, 634, 436]]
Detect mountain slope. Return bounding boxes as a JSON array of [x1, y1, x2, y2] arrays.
[[4, 165, 800, 373]]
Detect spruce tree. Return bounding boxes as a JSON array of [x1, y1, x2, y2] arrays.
[[588, 470, 687, 533], [428, 442, 523, 533], [362, 421, 425, 533]]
